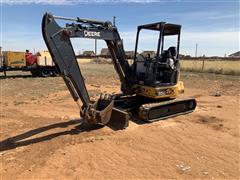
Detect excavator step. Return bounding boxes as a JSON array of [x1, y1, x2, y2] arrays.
[[138, 98, 196, 122]]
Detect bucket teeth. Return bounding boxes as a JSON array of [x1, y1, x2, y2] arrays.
[[99, 93, 112, 101], [104, 94, 108, 100]]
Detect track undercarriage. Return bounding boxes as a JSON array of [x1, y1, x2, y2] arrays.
[[92, 94, 196, 129]]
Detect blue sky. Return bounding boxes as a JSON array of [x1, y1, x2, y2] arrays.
[[0, 0, 239, 56]]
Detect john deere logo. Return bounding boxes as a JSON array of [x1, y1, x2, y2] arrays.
[[84, 31, 100, 37]]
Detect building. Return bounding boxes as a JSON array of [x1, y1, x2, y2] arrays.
[[100, 48, 110, 57], [140, 51, 156, 58], [229, 51, 240, 58], [125, 51, 135, 59], [82, 50, 95, 56]]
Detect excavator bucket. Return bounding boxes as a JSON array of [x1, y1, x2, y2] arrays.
[[81, 95, 114, 125]]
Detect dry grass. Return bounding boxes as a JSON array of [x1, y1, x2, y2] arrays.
[[77, 58, 92, 63], [78, 57, 240, 76], [181, 59, 240, 75]]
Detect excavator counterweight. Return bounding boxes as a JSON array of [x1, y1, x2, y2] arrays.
[[42, 12, 196, 129]]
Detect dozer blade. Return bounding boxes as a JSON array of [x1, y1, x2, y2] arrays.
[[108, 108, 130, 130], [138, 98, 196, 122]]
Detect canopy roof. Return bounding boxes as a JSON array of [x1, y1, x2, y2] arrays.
[[138, 22, 181, 36]]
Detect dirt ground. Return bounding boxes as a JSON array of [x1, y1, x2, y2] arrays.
[[0, 64, 239, 179]]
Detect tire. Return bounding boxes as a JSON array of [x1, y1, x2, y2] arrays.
[[51, 68, 58, 77], [40, 69, 52, 77], [30, 70, 40, 77], [53, 68, 60, 76]]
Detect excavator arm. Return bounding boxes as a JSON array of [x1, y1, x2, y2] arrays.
[[42, 13, 133, 126]]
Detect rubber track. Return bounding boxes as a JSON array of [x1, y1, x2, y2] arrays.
[[139, 98, 196, 122]]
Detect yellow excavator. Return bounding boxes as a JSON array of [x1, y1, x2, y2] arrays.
[[42, 13, 196, 129]]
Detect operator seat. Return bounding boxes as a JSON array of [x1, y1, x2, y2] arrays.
[[160, 47, 177, 69], [168, 46, 177, 59], [159, 46, 179, 84], [167, 46, 179, 84]]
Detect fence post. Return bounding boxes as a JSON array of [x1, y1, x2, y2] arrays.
[[201, 57, 205, 72]]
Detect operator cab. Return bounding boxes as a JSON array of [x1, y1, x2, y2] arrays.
[[133, 22, 181, 87]]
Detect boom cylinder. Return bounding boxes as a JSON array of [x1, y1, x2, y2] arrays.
[[53, 15, 107, 26]]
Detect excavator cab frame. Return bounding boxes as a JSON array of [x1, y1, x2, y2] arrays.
[[131, 22, 182, 96], [133, 22, 181, 60]]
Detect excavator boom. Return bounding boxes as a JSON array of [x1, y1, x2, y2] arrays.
[[42, 13, 133, 126]]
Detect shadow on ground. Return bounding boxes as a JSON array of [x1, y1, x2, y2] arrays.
[[0, 119, 104, 152], [0, 74, 37, 79], [0, 113, 152, 152]]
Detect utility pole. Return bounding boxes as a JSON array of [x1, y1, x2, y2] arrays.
[[195, 43, 198, 57], [95, 39, 97, 56], [0, 46, 3, 67], [113, 16, 116, 27]]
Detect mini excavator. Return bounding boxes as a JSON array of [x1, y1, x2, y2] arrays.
[[42, 13, 196, 129]]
